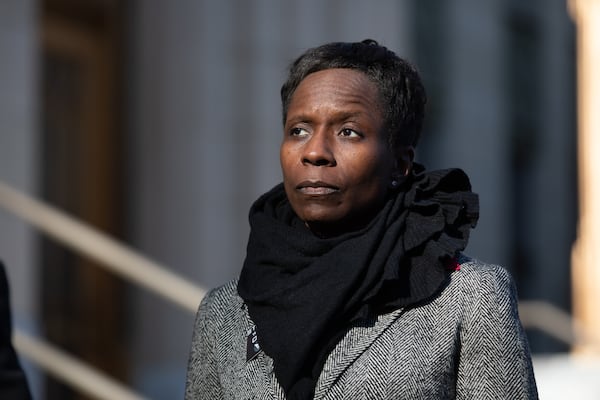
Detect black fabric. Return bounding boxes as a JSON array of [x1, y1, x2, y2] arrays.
[[0, 262, 33, 400], [237, 164, 479, 400]]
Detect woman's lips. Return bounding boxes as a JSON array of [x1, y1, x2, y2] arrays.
[[296, 181, 339, 195]]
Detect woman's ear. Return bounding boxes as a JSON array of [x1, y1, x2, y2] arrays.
[[397, 146, 414, 176], [390, 146, 414, 188]]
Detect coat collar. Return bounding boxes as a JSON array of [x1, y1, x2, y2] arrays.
[[243, 303, 405, 400], [314, 308, 405, 400]]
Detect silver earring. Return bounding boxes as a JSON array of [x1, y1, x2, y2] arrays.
[[391, 180, 399, 187]]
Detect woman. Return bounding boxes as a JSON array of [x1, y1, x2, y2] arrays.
[[186, 40, 537, 399]]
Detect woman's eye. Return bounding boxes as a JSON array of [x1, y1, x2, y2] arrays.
[[290, 127, 309, 137], [340, 128, 361, 138]]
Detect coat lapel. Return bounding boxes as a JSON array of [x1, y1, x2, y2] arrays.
[[243, 307, 287, 399], [313, 308, 405, 399]]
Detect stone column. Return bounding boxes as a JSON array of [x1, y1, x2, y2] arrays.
[[569, 0, 600, 353]]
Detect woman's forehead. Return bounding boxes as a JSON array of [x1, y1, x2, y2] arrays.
[[287, 69, 383, 118]]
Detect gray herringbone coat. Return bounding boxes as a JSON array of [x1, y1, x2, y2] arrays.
[[185, 257, 538, 399]]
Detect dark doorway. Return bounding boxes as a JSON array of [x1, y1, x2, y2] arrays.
[[39, 1, 128, 398]]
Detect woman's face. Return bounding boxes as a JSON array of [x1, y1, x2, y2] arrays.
[[280, 68, 400, 235]]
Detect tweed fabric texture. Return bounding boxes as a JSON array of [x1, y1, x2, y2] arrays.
[[185, 257, 538, 399]]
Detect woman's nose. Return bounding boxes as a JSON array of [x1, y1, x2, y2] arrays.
[[302, 131, 335, 166]]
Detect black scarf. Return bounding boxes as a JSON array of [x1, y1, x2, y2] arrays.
[[237, 165, 479, 399]]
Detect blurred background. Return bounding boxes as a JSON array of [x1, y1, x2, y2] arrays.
[[1, 0, 598, 399]]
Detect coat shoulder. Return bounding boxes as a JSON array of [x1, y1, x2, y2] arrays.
[[197, 279, 243, 323], [203, 279, 240, 305], [453, 254, 517, 295]]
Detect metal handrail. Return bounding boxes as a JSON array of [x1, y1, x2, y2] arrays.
[[0, 179, 208, 399], [14, 331, 147, 400], [519, 301, 578, 346], [0, 181, 206, 313]]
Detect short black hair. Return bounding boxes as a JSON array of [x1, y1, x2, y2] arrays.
[[280, 39, 427, 149]]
